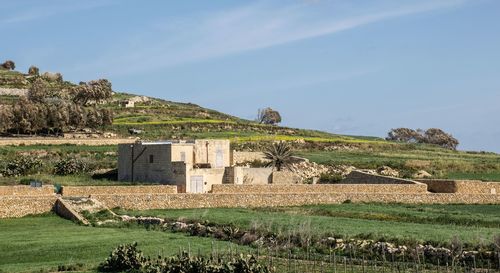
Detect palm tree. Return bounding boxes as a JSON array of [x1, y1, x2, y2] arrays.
[[264, 141, 293, 171]]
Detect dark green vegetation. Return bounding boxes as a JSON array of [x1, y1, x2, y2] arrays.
[[117, 203, 500, 246], [0, 214, 251, 272], [1, 204, 499, 272], [98, 243, 271, 273], [0, 144, 119, 186]]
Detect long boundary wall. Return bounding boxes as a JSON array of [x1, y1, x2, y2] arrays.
[[0, 185, 54, 196], [62, 185, 178, 196], [1, 192, 499, 219], [92, 193, 500, 210], [211, 184, 428, 194]]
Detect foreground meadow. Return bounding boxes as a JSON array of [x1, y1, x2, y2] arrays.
[[1, 203, 499, 272]]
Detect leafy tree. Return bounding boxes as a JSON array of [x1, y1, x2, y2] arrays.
[[386, 128, 422, 143], [45, 100, 70, 132], [41, 72, 63, 82], [101, 108, 113, 126], [28, 65, 39, 75], [72, 79, 113, 106], [257, 107, 282, 125], [85, 107, 103, 128], [11, 97, 37, 134], [0, 107, 13, 133], [1, 60, 15, 70], [386, 127, 459, 150], [68, 104, 85, 129], [27, 78, 50, 103], [264, 141, 293, 171], [422, 128, 459, 150]]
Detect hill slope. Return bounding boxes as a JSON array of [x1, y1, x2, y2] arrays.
[[1, 67, 500, 183], [0, 67, 382, 143]]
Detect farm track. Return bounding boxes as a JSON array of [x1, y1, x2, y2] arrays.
[[0, 137, 134, 146]]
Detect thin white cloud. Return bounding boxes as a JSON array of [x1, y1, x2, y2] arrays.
[[1, 1, 113, 25], [75, 0, 468, 76]]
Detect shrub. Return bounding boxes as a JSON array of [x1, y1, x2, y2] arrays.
[[28, 65, 40, 75], [318, 172, 343, 184], [99, 243, 273, 273], [98, 242, 146, 272], [0, 156, 43, 177], [1, 60, 15, 70], [54, 158, 89, 175]]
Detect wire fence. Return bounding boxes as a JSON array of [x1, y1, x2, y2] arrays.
[[171, 242, 500, 273]]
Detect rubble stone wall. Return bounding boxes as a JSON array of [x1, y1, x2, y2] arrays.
[[0, 87, 28, 96], [232, 151, 267, 165], [271, 171, 303, 184], [343, 171, 420, 185], [0, 185, 54, 196], [455, 180, 500, 194], [211, 184, 428, 194], [417, 179, 500, 194], [0, 196, 56, 218], [92, 193, 500, 211], [62, 185, 178, 196]]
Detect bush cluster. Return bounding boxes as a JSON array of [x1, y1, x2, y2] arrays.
[[98, 243, 273, 273], [318, 172, 343, 184], [54, 158, 89, 175], [0, 156, 43, 177]]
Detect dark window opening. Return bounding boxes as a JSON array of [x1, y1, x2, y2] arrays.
[[149, 154, 154, 163]]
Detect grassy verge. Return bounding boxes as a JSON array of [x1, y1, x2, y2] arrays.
[[117, 203, 500, 246], [0, 214, 250, 273]]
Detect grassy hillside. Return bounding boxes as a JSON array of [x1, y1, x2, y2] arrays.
[[1, 67, 500, 184]]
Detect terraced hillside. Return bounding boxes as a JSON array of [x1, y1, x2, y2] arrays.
[[0, 67, 380, 142], [1, 67, 500, 184]]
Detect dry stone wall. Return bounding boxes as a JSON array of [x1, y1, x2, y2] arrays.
[[0, 196, 56, 218], [272, 171, 303, 184], [232, 151, 267, 165], [417, 179, 500, 194], [343, 171, 419, 185], [211, 184, 428, 194], [0, 87, 27, 96], [0, 185, 54, 196], [92, 192, 500, 211], [63, 185, 178, 196]]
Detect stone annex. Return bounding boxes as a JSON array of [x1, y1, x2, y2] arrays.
[[118, 139, 297, 193]]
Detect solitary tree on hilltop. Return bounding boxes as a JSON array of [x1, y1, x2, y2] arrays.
[[28, 65, 40, 76], [257, 107, 282, 125], [264, 141, 293, 171], [1, 60, 15, 70]]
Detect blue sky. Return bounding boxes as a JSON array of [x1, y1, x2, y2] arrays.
[[2, 0, 500, 152]]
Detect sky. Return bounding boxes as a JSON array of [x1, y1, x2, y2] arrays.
[[2, 0, 500, 152]]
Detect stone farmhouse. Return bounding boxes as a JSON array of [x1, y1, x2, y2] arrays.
[[118, 139, 287, 193]]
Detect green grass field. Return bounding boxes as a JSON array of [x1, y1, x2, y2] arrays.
[[298, 147, 500, 181], [1, 204, 499, 272], [117, 203, 500, 246], [0, 214, 250, 273]]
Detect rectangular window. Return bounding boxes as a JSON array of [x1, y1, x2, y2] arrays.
[[149, 154, 154, 163]]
